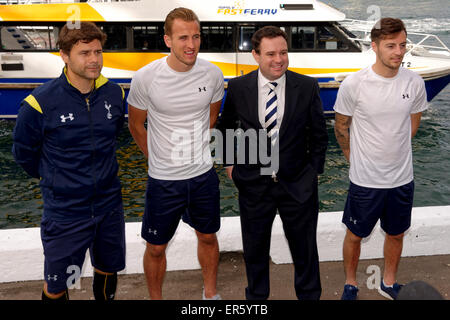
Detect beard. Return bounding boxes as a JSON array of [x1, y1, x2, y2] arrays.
[[378, 53, 403, 70]]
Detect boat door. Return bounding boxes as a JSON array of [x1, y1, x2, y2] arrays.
[[236, 24, 258, 77], [236, 24, 290, 77]]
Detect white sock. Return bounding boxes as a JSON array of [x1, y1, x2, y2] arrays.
[[383, 279, 394, 288]]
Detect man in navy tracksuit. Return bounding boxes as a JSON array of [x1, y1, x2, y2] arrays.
[[12, 22, 126, 301]]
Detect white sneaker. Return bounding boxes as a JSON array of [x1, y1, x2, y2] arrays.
[[202, 288, 222, 300]]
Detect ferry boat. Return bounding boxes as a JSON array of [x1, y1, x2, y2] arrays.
[[0, 0, 449, 118]]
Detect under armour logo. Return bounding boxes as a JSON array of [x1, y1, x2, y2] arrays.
[[47, 274, 58, 281], [148, 228, 157, 235], [199, 87, 207, 92], [402, 93, 410, 99], [104, 101, 112, 119], [350, 217, 357, 225], [60, 113, 74, 123]]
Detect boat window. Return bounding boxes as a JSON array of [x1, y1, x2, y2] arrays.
[[132, 24, 166, 51], [237, 24, 356, 53], [101, 25, 127, 50], [318, 26, 339, 50], [239, 26, 256, 51], [201, 24, 234, 52], [291, 26, 316, 49], [291, 25, 354, 51], [0, 25, 58, 51], [337, 24, 357, 39]]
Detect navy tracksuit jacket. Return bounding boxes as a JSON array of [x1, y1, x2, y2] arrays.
[[12, 69, 126, 221]]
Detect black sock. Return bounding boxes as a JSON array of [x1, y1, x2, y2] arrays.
[[93, 271, 117, 301]]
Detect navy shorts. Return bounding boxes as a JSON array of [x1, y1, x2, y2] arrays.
[[41, 206, 126, 294], [342, 181, 414, 238], [142, 167, 221, 245]]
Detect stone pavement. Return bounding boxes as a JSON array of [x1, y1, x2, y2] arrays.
[[0, 252, 448, 300]]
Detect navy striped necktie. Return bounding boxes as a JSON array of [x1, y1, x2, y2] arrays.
[[265, 81, 278, 144]]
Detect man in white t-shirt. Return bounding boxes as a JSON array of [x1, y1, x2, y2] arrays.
[[127, 7, 224, 300], [334, 18, 427, 300]]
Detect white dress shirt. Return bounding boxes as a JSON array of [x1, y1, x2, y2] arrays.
[[257, 69, 286, 129]]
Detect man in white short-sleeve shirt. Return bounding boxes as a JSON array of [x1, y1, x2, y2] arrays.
[[127, 8, 224, 300], [334, 18, 427, 300]]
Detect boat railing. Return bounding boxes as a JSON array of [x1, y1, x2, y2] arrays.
[[22, 27, 50, 49], [341, 19, 450, 59]]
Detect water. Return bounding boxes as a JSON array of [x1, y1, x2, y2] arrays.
[[319, 0, 450, 207], [0, 0, 449, 229]]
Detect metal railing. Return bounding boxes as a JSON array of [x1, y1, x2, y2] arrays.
[[340, 19, 450, 58]]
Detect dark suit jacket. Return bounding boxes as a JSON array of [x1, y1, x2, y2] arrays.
[[216, 69, 328, 203]]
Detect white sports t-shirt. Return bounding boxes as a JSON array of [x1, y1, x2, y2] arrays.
[[333, 66, 428, 188], [127, 57, 224, 180]]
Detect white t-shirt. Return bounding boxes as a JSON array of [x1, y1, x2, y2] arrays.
[[333, 66, 428, 188], [127, 56, 224, 180]]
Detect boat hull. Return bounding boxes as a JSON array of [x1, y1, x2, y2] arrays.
[[1, 74, 449, 119]]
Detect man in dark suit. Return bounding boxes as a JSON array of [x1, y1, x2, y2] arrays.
[[216, 26, 328, 300]]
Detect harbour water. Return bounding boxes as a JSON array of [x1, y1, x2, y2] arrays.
[[0, 0, 449, 229]]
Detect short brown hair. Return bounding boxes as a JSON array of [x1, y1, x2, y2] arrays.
[[252, 26, 288, 54], [57, 22, 106, 54], [164, 7, 200, 36], [371, 18, 407, 43]]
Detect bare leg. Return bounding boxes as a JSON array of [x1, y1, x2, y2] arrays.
[[196, 231, 219, 298], [383, 233, 404, 285], [143, 242, 168, 300], [343, 229, 362, 286]]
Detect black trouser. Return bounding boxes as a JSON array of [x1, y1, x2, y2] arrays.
[[237, 178, 321, 300]]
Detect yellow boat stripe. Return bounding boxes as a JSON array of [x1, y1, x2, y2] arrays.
[[24, 95, 42, 114], [52, 53, 363, 76], [51, 52, 169, 72], [289, 67, 361, 74], [102, 53, 168, 71], [221, 64, 361, 76], [0, 3, 105, 22]]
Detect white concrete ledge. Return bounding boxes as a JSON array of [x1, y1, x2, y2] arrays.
[[0, 206, 449, 283], [271, 205, 450, 264]]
